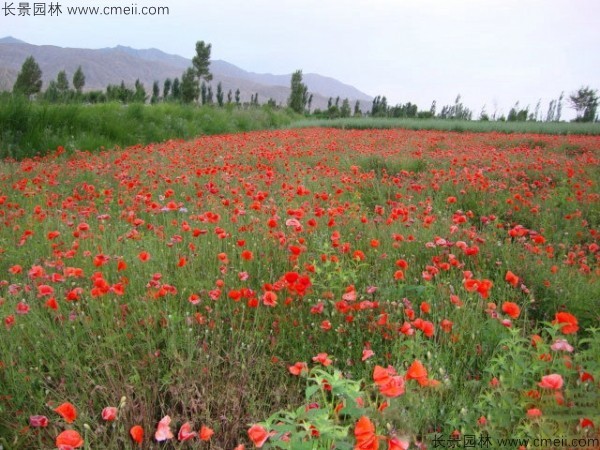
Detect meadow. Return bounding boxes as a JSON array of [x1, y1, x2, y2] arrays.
[[295, 117, 600, 136], [0, 96, 298, 160], [0, 128, 599, 449]]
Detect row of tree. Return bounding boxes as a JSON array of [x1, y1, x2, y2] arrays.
[[8, 42, 600, 122]]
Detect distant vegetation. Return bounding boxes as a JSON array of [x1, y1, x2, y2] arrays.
[[1, 40, 599, 159], [294, 116, 600, 135], [0, 95, 298, 159]]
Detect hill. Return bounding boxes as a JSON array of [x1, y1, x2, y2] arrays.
[[0, 37, 373, 111]]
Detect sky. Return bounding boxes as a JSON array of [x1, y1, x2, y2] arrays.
[[1, 0, 599, 119]]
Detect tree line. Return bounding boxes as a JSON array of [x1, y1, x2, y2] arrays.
[[8, 41, 599, 122]]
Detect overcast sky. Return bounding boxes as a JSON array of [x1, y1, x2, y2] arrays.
[[2, 0, 599, 119]]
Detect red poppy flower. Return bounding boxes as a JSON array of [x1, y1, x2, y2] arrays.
[[248, 424, 274, 448], [130, 425, 144, 444], [54, 402, 77, 423], [55, 430, 83, 448], [199, 424, 214, 441], [553, 312, 579, 334], [501, 302, 520, 319]]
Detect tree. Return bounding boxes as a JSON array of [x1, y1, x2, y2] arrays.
[[192, 41, 212, 83], [216, 82, 224, 107], [227, 89, 233, 105], [200, 81, 207, 105], [340, 98, 351, 118], [354, 100, 362, 117], [44, 81, 60, 102], [56, 70, 69, 95], [180, 68, 199, 104], [133, 79, 147, 103], [288, 70, 308, 114], [235, 89, 241, 106], [569, 86, 598, 122], [151, 81, 160, 104], [73, 66, 85, 93], [556, 91, 564, 121], [163, 78, 172, 100], [171, 77, 181, 101], [430, 100, 436, 117], [13, 56, 42, 96]]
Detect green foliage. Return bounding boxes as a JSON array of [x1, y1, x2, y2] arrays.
[[151, 80, 160, 104], [180, 68, 199, 104], [13, 56, 43, 97], [162, 78, 172, 99], [293, 117, 600, 135], [438, 94, 472, 120], [0, 97, 299, 159], [171, 77, 181, 101], [192, 40, 212, 82], [569, 86, 598, 122], [72, 66, 85, 93], [288, 70, 308, 114], [216, 81, 224, 107]]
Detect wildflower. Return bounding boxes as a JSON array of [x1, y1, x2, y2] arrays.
[[354, 416, 378, 450], [199, 424, 214, 441], [247, 424, 274, 448], [29, 415, 48, 427], [553, 312, 579, 334], [505, 270, 519, 287], [54, 402, 77, 423], [155, 415, 174, 441], [101, 406, 118, 421], [362, 349, 375, 361], [55, 430, 84, 449], [288, 361, 308, 376], [130, 425, 144, 444], [538, 374, 563, 390], [312, 352, 332, 366], [387, 436, 409, 450], [551, 339, 574, 353], [177, 422, 197, 441], [501, 302, 520, 319]]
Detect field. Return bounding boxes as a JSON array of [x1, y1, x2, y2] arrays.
[[295, 117, 600, 136], [0, 128, 599, 449]]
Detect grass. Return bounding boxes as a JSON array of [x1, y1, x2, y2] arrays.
[[292, 117, 600, 135], [0, 94, 299, 159]]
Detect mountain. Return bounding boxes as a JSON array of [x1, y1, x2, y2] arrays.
[[0, 37, 373, 110]]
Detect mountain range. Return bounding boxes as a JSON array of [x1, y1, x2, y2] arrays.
[[0, 37, 373, 110]]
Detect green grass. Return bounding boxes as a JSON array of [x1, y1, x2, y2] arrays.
[[292, 117, 600, 135], [0, 95, 299, 159]]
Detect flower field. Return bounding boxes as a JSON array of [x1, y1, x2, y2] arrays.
[[0, 128, 599, 449]]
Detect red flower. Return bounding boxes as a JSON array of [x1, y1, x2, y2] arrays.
[[138, 251, 150, 262], [55, 430, 83, 448], [101, 406, 118, 421], [505, 270, 519, 287], [54, 402, 77, 423], [288, 361, 308, 376], [553, 312, 579, 334], [199, 424, 214, 441], [248, 424, 274, 448], [501, 302, 520, 319], [29, 415, 48, 427], [130, 425, 144, 445], [538, 374, 563, 390], [177, 422, 197, 441], [312, 352, 332, 366], [354, 416, 379, 450]]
